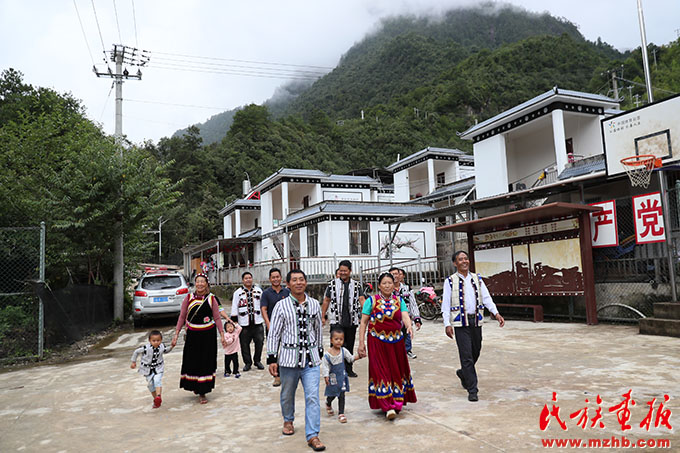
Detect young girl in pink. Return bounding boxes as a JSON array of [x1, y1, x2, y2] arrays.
[[223, 319, 242, 378]]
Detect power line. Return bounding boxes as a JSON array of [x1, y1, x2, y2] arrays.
[[90, 0, 109, 64], [112, 0, 123, 43], [151, 49, 334, 70], [615, 76, 677, 95], [99, 82, 115, 121], [72, 0, 96, 66], [126, 98, 231, 110], [131, 0, 138, 47], [150, 54, 328, 76], [149, 63, 320, 81]]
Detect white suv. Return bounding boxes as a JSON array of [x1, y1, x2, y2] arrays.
[[132, 270, 189, 326]]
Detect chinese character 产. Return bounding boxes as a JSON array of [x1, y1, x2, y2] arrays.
[[592, 209, 613, 242]]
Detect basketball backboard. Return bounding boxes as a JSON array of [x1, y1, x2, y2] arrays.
[[602, 93, 680, 176]]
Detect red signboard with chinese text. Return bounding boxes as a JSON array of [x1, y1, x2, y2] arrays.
[[589, 200, 619, 248], [632, 192, 666, 244]]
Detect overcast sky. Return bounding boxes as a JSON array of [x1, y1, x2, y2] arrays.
[[1, 1, 678, 144]]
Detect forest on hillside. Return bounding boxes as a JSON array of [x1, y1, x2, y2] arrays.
[[4, 5, 680, 276], [154, 6, 680, 264]]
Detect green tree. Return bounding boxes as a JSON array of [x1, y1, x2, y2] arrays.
[[0, 68, 179, 287]]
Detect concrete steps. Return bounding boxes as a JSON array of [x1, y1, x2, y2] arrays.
[[639, 302, 680, 338]]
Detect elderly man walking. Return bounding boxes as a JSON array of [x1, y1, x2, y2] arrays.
[[442, 251, 505, 402], [267, 269, 326, 451], [321, 260, 364, 377]]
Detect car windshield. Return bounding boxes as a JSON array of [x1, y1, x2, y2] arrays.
[[141, 275, 182, 290]]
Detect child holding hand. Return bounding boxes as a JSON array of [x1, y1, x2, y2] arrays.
[[223, 319, 242, 378], [321, 326, 363, 423]]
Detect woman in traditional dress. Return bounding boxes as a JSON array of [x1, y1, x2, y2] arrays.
[[357, 272, 416, 420], [172, 273, 227, 404]]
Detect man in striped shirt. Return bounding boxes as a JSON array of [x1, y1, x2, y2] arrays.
[[267, 269, 326, 452]]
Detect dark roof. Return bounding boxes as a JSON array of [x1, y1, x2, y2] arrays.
[[237, 227, 261, 239], [460, 87, 618, 139], [438, 202, 601, 234], [251, 168, 382, 192], [386, 147, 472, 172], [218, 198, 261, 216], [558, 155, 606, 180], [280, 201, 434, 227], [410, 176, 475, 204]]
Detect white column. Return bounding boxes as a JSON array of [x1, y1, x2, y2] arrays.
[[474, 134, 508, 198], [427, 159, 436, 194], [224, 213, 233, 238], [394, 170, 409, 202], [314, 184, 323, 204], [552, 109, 569, 174], [281, 181, 289, 219], [299, 227, 308, 257], [283, 230, 290, 263], [261, 191, 273, 234], [234, 210, 241, 237]]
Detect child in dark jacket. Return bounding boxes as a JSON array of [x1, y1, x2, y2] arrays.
[[131, 330, 174, 408]]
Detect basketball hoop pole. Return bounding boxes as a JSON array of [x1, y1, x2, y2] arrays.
[[658, 170, 678, 301], [637, 1, 677, 301], [636, 0, 654, 104]]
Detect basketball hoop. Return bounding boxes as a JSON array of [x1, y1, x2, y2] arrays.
[[620, 154, 662, 188]]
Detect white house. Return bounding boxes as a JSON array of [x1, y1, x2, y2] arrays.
[[387, 147, 475, 202], [460, 87, 620, 201], [184, 146, 478, 285]]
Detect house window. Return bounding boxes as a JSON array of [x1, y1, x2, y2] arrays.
[[307, 223, 318, 256], [436, 172, 445, 188], [349, 220, 370, 255], [247, 243, 254, 264], [303, 195, 310, 208], [254, 218, 258, 229]]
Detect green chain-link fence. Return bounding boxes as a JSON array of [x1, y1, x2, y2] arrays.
[[0, 223, 45, 362]]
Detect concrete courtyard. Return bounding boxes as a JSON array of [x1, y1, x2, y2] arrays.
[[1, 318, 678, 452]]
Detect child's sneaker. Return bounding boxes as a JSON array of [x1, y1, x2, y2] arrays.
[[234, 372, 241, 379], [224, 372, 231, 378], [153, 396, 162, 409]]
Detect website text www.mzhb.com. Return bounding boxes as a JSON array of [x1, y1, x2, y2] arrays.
[[541, 436, 671, 449]]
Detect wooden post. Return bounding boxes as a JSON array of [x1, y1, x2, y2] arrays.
[[579, 211, 598, 325], [467, 231, 475, 272]]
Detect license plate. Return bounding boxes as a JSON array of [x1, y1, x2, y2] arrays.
[[152, 297, 169, 303]]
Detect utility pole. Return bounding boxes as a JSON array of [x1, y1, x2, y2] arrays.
[[93, 44, 150, 320], [611, 71, 619, 100], [158, 216, 169, 261]]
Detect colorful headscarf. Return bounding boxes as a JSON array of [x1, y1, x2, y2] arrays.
[[195, 273, 210, 285]]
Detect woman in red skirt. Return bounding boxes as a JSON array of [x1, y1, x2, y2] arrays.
[[358, 272, 416, 420]]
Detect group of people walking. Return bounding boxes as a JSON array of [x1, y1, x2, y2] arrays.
[[130, 251, 504, 451]]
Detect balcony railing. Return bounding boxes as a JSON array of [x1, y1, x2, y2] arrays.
[[210, 254, 451, 288], [509, 163, 558, 192]]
